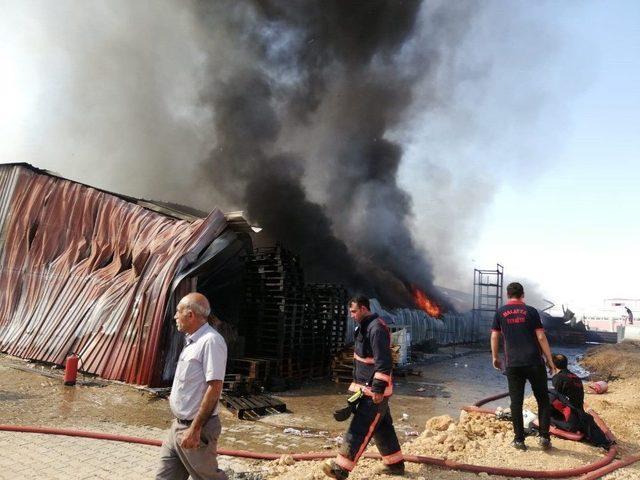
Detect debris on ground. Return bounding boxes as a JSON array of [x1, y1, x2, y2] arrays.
[[263, 344, 640, 479], [581, 341, 640, 381], [4, 346, 640, 479], [282, 428, 327, 438]]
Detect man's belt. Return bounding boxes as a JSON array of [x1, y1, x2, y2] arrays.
[[176, 414, 217, 426]]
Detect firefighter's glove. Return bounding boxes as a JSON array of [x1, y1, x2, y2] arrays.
[[333, 405, 352, 422], [333, 390, 364, 422]]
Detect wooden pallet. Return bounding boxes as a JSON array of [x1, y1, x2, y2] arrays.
[[241, 248, 351, 382], [229, 358, 270, 381], [220, 392, 287, 419], [223, 374, 254, 394]]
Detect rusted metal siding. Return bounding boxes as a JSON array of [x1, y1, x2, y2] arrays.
[[0, 165, 227, 385], [0, 165, 21, 264]]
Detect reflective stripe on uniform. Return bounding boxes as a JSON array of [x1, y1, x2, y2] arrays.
[[349, 381, 393, 397], [382, 450, 404, 465], [354, 413, 381, 464], [374, 372, 392, 384], [353, 353, 375, 364], [335, 454, 355, 471]]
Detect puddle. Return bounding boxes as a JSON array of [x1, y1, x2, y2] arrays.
[[0, 390, 35, 402], [0, 345, 589, 453], [0, 359, 171, 429]]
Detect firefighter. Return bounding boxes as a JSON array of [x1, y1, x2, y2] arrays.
[[323, 295, 404, 479], [491, 282, 556, 451], [549, 354, 613, 449], [551, 354, 584, 410]]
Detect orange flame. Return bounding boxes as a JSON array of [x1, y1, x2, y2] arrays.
[[412, 287, 443, 318]]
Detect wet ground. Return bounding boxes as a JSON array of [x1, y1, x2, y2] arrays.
[[0, 358, 170, 429], [0, 344, 588, 455]]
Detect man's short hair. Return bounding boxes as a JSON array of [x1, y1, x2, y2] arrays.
[[182, 297, 211, 318], [349, 295, 370, 310], [552, 353, 568, 369], [506, 282, 524, 299]]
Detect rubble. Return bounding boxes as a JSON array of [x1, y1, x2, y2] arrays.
[[266, 345, 640, 479]]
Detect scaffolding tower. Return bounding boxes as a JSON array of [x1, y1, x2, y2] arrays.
[[472, 264, 504, 337]]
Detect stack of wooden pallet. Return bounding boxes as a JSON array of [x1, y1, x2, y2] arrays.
[[226, 357, 277, 391], [302, 284, 348, 377], [241, 245, 306, 379], [331, 345, 355, 383], [238, 245, 351, 383], [331, 344, 403, 384], [222, 373, 253, 395]]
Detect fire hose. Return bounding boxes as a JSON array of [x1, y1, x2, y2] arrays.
[[0, 392, 636, 478], [463, 391, 584, 442]]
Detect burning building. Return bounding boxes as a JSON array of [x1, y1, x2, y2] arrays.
[[0, 163, 351, 386], [0, 163, 250, 386]]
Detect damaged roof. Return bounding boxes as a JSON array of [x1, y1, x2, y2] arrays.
[[0, 163, 234, 385]]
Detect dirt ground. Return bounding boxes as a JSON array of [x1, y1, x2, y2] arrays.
[[2, 343, 639, 479], [0, 345, 512, 455], [581, 341, 640, 381], [260, 342, 640, 480]]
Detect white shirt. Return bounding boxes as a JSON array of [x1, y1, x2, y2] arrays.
[[169, 323, 227, 419]]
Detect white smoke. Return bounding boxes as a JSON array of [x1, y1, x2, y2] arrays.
[[0, 0, 217, 207], [0, 0, 578, 305]]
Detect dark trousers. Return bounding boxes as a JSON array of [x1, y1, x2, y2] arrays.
[[506, 364, 551, 442], [336, 397, 402, 471]]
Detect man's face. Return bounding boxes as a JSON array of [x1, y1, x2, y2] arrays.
[[349, 302, 368, 323], [174, 302, 194, 333]]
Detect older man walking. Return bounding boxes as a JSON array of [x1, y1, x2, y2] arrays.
[[156, 292, 228, 480]]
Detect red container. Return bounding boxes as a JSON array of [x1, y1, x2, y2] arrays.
[[588, 380, 608, 394], [64, 354, 78, 386]]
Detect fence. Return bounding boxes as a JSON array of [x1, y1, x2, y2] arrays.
[[345, 299, 481, 346]]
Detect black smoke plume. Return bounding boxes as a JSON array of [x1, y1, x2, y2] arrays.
[[3, 2, 573, 308], [196, 0, 472, 308]]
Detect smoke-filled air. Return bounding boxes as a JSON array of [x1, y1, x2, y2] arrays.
[[0, 1, 569, 309]]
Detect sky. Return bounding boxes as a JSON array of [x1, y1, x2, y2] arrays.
[[466, 2, 640, 310], [397, 1, 640, 311], [0, 1, 638, 312]]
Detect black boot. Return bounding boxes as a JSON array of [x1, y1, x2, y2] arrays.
[[512, 439, 527, 451], [538, 436, 552, 451], [376, 461, 405, 476], [322, 460, 349, 480]]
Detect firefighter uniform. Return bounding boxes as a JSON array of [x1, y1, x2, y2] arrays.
[[334, 313, 403, 473]]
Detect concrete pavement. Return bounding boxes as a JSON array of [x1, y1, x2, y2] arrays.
[[0, 430, 157, 480], [0, 424, 263, 480]]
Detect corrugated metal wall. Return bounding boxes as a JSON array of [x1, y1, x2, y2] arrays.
[[0, 165, 227, 385], [0, 165, 21, 265], [345, 299, 480, 346]]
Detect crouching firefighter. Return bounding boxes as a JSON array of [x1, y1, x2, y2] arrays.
[[323, 295, 404, 480]]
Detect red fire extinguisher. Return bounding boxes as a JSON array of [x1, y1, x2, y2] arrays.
[[64, 353, 79, 386]]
